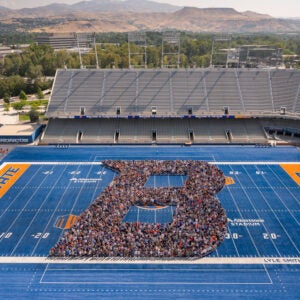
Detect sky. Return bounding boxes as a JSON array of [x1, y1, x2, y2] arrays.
[[0, 0, 299, 18], [154, 0, 300, 18]]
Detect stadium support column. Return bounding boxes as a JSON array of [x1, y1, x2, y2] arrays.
[[93, 33, 99, 69], [75, 32, 95, 69], [128, 31, 147, 69], [161, 31, 180, 69], [210, 34, 232, 68]]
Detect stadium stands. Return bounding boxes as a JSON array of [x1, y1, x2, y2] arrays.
[[42, 68, 300, 145], [42, 118, 186, 144], [41, 117, 300, 145], [48, 68, 300, 117], [271, 69, 300, 112]]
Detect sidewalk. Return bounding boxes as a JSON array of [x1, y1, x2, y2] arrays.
[[0, 104, 19, 125]]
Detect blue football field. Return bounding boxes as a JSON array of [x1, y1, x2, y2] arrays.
[[0, 145, 299, 299]]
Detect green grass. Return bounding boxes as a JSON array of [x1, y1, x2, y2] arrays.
[[4, 103, 10, 111], [27, 99, 48, 108], [19, 114, 30, 121], [19, 112, 46, 122]]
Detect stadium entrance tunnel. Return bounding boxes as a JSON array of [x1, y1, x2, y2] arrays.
[[49, 160, 228, 258]]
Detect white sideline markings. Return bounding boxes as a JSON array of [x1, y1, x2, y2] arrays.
[[211, 162, 298, 165], [39, 276, 273, 286], [0, 257, 299, 265], [0, 162, 103, 167], [0, 161, 299, 168]]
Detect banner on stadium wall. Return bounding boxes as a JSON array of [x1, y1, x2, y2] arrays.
[[71, 115, 256, 120], [0, 125, 43, 144], [0, 136, 31, 143]]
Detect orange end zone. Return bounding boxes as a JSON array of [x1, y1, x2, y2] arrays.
[[0, 164, 30, 198], [281, 164, 300, 186]]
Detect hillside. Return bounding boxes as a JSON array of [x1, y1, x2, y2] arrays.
[[0, 3, 300, 33], [160, 7, 297, 33], [0, 0, 180, 12], [0, 0, 79, 9]]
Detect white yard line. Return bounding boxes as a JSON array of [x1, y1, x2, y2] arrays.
[[29, 165, 76, 255], [243, 166, 300, 255], [0, 165, 50, 244], [227, 165, 262, 257], [266, 165, 300, 212], [11, 165, 70, 255], [239, 165, 282, 257], [65, 163, 99, 215], [0, 165, 42, 220], [39, 262, 49, 284], [30, 164, 83, 255], [89, 154, 109, 205], [224, 220, 240, 257]]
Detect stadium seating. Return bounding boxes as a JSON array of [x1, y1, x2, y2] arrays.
[[174, 71, 204, 115], [270, 69, 300, 113], [205, 70, 243, 113], [48, 68, 300, 118], [41, 117, 300, 145], [42, 68, 300, 145], [237, 70, 273, 113]]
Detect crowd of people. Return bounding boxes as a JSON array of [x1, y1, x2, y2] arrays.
[[0, 147, 9, 156], [50, 160, 228, 258]]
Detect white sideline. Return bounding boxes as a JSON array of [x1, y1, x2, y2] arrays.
[[0, 256, 299, 265], [0, 161, 299, 168], [0, 162, 103, 167]]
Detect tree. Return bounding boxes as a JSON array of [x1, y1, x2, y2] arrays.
[[12, 101, 26, 110], [25, 63, 43, 80], [55, 50, 70, 68], [41, 52, 57, 76], [0, 78, 9, 99], [7, 75, 26, 96], [19, 90, 27, 100], [36, 87, 44, 100], [3, 93, 10, 104], [29, 108, 39, 123]]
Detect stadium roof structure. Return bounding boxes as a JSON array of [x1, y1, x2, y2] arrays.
[[47, 68, 300, 118]]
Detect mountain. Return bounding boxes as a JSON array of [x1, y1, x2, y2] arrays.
[[0, 4, 10, 17], [0, 0, 79, 9], [0, 0, 180, 18], [0, 4, 300, 33], [0, 0, 180, 12], [70, 0, 180, 13], [0, 4, 10, 11], [159, 7, 296, 32], [16, 3, 78, 17]]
